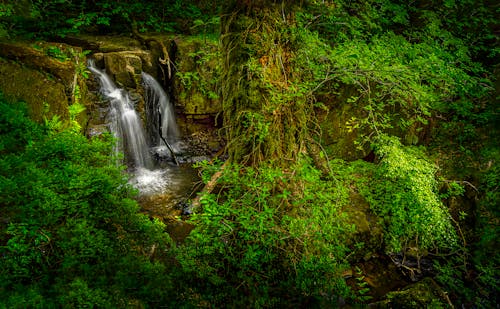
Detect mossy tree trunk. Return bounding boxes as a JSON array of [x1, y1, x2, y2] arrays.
[[221, 0, 314, 167]]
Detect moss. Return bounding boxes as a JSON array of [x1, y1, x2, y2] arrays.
[[173, 36, 221, 115], [343, 191, 383, 257], [220, 1, 312, 165], [0, 41, 76, 86], [376, 278, 450, 308], [0, 58, 69, 123]]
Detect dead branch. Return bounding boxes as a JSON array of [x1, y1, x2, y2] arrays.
[[191, 161, 228, 212]]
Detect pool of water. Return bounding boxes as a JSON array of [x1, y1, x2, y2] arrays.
[[128, 163, 201, 218]]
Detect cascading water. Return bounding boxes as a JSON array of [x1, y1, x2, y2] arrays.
[[88, 60, 153, 169], [142, 72, 179, 147], [88, 59, 199, 201]]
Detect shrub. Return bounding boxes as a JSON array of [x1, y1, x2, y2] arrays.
[[174, 159, 353, 306], [0, 97, 173, 307], [357, 135, 458, 253]]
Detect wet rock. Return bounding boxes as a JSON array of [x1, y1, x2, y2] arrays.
[[348, 255, 409, 301], [103, 51, 153, 87], [175, 201, 193, 216], [389, 252, 434, 282]]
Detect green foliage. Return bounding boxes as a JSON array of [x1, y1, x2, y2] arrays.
[[46, 45, 70, 61], [0, 94, 43, 153], [292, 1, 496, 155], [0, 97, 173, 307], [0, 1, 496, 307], [432, 149, 499, 307], [176, 45, 220, 100], [0, 2, 13, 38], [356, 135, 457, 252], [353, 266, 373, 302], [1, 0, 218, 38], [174, 159, 353, 306], [294, 28, 490, 147]]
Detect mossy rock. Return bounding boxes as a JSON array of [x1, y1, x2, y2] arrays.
[[318, 91, 370, 161], [343, 191, 383, 258], [370, 277, 451, 308], [0, 41, 77, 87], [62, 35, 143, 53], [0, 58, 69, 123], [173, 37, 221, 115]]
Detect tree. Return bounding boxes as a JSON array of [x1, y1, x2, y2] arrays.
[[221, 0, 312, 166]]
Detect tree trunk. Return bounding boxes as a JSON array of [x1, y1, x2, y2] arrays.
[[220, 0, 311, 166]]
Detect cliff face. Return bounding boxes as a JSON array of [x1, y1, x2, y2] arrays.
[[0, 42, 77, 123], [0, 35, 222, 146]]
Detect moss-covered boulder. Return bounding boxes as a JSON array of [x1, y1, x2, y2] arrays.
[[343, 191, 384, 258], [173, 37, 221, 117], [0, 41, 77, 86], [0, 41, 95, 125], [0, 58, 69, 123], [370, 277, 451, 308]]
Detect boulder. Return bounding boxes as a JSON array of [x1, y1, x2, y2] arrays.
[[0, 41, 76, 87], [369, 277, 451, 308], [103, 51, 153, 88], [343, 191, 384, 259], [0, 58, 69, 122]]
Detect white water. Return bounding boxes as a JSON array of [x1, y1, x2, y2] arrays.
[[88, 60, 153, 169], [142, 72, 179, 147], [88, 60, 198, 198], [128, 167, 169, 195]]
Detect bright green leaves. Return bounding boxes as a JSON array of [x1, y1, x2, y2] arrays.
[[293, 2, 494, 151], [177, 160, 352, 305], [307, 30, 486, 137], [359, 135, 458, 252], [0, 99, 172, 307]]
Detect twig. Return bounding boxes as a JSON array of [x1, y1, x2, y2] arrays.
[[158, 111, 179, 165]]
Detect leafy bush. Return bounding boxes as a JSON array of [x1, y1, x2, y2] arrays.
[[357, 135, 457, 253], [2, 0, 217, 38], [174, 159, 353, 306], [435, 148, 500, 307], [0, 97, 173, 307]]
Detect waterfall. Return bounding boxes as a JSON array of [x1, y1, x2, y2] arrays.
[[88, 60, 153, 169], [141, 72, 179, 147]]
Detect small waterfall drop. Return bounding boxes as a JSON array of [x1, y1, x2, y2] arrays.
[[87, 60, 199, 201], [141, 72, 179, 147], [88, 60, 153, 169]]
